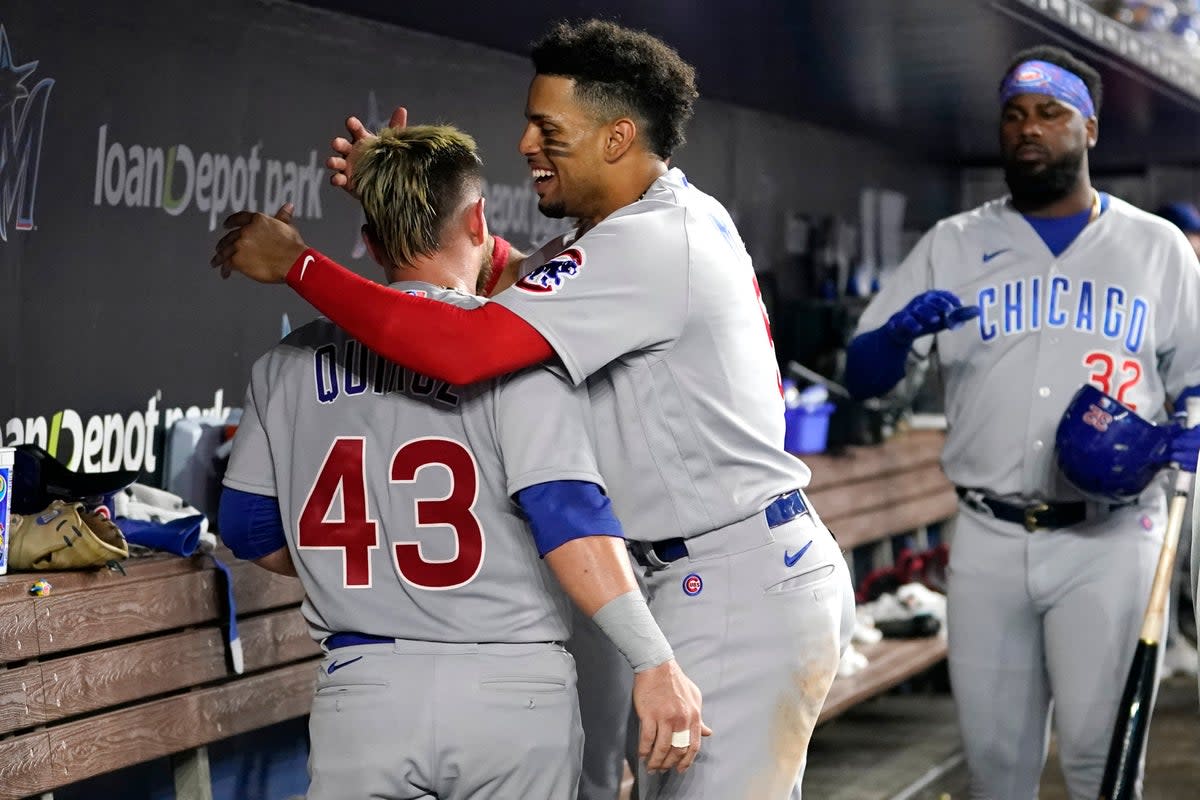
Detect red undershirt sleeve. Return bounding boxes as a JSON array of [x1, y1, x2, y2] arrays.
[[285, 248, 554, 385], [482, 235, 512, 298]]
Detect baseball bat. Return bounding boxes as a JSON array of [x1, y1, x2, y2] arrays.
[[1096, 398, 1200, 800]]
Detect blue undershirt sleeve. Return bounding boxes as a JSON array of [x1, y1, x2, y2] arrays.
[[515, 480, 624, 557], [843, 326, 912, 400], [218, 487, 288, 561]]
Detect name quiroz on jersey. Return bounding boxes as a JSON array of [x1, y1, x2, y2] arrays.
[[976, 276, 1149, 353], [312, 337, 460, 409]]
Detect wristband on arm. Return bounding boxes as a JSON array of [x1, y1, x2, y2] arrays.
[[591, 590, 675, 672]]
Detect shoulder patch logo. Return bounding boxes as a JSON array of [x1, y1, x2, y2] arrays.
[[515, 247, 585, 295]]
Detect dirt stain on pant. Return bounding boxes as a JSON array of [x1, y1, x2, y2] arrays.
[[742, 639, 841, 800]]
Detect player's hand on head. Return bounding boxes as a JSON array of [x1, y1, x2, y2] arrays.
[[633, 659, 712, 775], [211, 203, 306, 284], [885, 289, 980, 343], [327, 107, 408, 195], [327, 115, 373, 195]]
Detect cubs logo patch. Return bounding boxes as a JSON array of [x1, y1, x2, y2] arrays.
[[682, 573, 703, 597], [1016, 67, 1046, 84], [516, 248, 585, 295], [1082, 403, 1113, 433]]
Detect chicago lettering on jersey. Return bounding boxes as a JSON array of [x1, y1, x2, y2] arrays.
[[976, 276, 1149, 353], [311, 340, 460, 408]]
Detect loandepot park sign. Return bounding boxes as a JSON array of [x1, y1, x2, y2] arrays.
[[92, 124, 324, 231], [3, 389, 234, 474]]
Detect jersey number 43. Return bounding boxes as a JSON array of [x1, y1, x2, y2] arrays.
[[297, 437, 484, 590]]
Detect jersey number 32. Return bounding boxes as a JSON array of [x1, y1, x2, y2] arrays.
[[297, 437, 484, 590], [1082, 350, 1143, 411]]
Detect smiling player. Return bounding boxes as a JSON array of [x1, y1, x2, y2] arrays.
[[213, 19, 855, 800], [218, 124, 707, 799]]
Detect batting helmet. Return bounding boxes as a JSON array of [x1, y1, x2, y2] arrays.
[[1055, 385, 1170, 502]]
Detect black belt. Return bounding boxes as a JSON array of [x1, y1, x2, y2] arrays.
[[627, 490, 810, 570], [955, 487, 1125, 532]]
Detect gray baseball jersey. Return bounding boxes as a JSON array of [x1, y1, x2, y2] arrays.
[[855, 195, 1200, 499], [223, 280, 604, 645], [854, 194, 1200, 798], [498, 170, 854, 800], [494, 167, 808, 542]]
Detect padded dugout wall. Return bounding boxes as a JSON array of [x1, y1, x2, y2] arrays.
[[0, 0, 957, 478]]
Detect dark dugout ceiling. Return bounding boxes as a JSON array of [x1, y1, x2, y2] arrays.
[[296, 0, 1200, 169]]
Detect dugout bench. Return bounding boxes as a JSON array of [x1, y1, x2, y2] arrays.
[[0, 549, 319, 800], [804, 428, 956, 724]]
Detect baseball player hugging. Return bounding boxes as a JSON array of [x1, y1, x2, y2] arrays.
[[844, 45, 1200, 800], [217, 125, 706, 800], [214, 20, 857, 800]]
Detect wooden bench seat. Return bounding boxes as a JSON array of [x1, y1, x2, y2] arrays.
[[817, 635, 949, 724], [803, 429, 955, 725], [0, 550, 318, 800], [804, 429, 957, 550]]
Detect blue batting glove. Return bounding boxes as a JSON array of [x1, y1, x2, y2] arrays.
[[1169, 420, 1200, 472], [883, 290, 981, 345]]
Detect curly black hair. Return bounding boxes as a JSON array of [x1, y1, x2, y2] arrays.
[[531, 19, 698, 160], [1002, 45, 1102, 116]]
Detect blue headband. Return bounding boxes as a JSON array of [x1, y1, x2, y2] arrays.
[[1000, 60, 1095, 119]]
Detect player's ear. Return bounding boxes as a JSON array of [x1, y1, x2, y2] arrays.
[[1085, 116, 1098, 148], [605, 117, 637, 163], [467, 196, 487, 246]]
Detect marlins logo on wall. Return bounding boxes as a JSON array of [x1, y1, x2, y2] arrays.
[[0, 25, 55, 242], [516, 247, 585, 295]]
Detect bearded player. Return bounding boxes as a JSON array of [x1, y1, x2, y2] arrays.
[[844, 46, 1200, 799]]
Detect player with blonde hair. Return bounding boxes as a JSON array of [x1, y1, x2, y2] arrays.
[[219, 123, 706, 800]]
